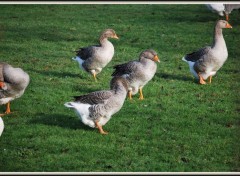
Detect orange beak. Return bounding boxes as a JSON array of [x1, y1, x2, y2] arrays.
[[113, 34, 119, 39], [226, 22, 232, 29], [153, 55, 160, 63]]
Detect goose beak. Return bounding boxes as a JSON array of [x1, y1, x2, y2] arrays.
[[113, 34, 119, 39], [153, 55, 160, 63], [226, 22, 232, 29]]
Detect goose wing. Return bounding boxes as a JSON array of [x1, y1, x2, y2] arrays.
[[111, 60, 139, 77], [184, 46, 211, 62], [73, 90, 113, 105], [75, 45, 100, 60]]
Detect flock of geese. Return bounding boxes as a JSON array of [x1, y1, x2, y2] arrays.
[[0, 4, 239, 136]]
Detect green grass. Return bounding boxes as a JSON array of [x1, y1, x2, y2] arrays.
[[0, 4, 239, 172]]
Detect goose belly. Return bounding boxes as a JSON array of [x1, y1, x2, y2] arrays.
[[129, 81, 141, 95], [97, 50, 114, 67], [201, 64, 218, 80], [98, 116, 111, 126], [0, 97, 15, 105], [98, 107, 121, 126]]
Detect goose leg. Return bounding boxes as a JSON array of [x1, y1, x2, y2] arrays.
[[139, 87, 144, 100], [95, 121, 108, 135], [5, 102, 11, 114], [93, 72, 97, 82], [128, 90, 133, 100], [226, 14, 229, 21], [198, 73, 206, 85], [209, 76, 212, 84], [90, 70, 97, 82]]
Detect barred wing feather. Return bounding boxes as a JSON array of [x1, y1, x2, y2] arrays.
[[73, 90, 113, 105]]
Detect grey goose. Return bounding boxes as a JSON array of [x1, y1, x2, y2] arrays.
[[182, 20, 232, 84], [72, 29, 119, 81], [111, 49, 160, 100], [0, 62, 30, 115], [64, 76, 129, 135]]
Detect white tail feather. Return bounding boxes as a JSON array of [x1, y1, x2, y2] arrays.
[[64, 102, 95, 128], [64, 102, 91, 119], [64, 102, 75, 108], [182, 56, 187, 62], [72, 56, 84, 70]]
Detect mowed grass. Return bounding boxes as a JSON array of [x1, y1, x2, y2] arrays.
[[0, 4, 239, 172]]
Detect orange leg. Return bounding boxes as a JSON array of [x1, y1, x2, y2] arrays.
[[208, 76, 212, 84], [95, 121, 108, 135], [5, 102, 11, 114], [139, 87, 144, 100], [198, 73, 206, 85], [128, 90, 133, 100], [226, 14, 229, 21]]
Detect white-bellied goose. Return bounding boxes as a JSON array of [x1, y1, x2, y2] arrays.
[[64, 76, 128, 135], [0, 117, 4, 137], [111, 49, 160, 100], [224, 4, 240, 21], [0, 62, 30, 115], [182, 20, 232, 84], [72, 29, 119, 81], [205, 4, 225, 16]]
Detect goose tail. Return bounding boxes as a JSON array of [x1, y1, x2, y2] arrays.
[[64, 102, 75, 108], [71, 56, 84, 70], [182, 56, 188, 62]]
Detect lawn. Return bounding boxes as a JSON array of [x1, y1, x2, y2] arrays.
[[0, 3, 239, 172]]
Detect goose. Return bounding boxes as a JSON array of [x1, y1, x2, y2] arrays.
[[0, 62, 30, 115], [205, 4, 225, 16], [205, 4, 240, 21], [0, 117, 4, 137], [64, 76, 128, 135], [111, 49, 160, 100], [182, 20, 232, 84], [224, 4, 240, 21], [72, 29, 119, 81]]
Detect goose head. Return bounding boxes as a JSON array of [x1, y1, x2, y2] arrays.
[[139, 49, 160, 63], [100, 29, 119, 41], [216, 20, 232, 29]]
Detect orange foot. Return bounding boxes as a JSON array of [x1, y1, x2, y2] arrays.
[[198, 74, 206, 85], [95, 121, 108, 135], [5, 102, 12, 114], [0, 82, 5, 88]]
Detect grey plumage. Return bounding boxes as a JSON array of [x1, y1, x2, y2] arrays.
[[72, 29, 119, 81], [112, 49, 160, 100], [224, 4, 240, 15], [64, 76, 129, 134], [0, 62, 30, 114], [205, 4, 240, 21], [182, 20, 232, 84]]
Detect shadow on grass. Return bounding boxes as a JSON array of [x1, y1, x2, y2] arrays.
[[28, 68, 85, 79], [156, 72, 196, 83], [30, 113, 93, 132]]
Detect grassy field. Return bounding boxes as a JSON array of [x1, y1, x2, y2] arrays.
[[0, 4, 239, 172]]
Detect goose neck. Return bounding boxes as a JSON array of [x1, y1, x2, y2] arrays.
[[212, 26, 225, 48]]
